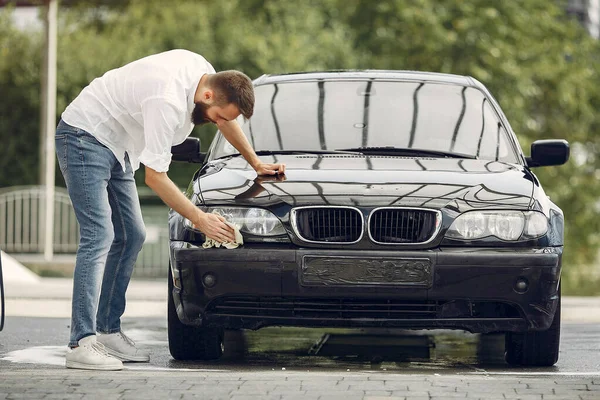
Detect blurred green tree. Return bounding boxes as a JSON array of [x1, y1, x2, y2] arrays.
[[0, 9, 42, 188]]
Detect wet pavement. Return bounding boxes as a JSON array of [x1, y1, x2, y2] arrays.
[[0, 316, 598, 373]]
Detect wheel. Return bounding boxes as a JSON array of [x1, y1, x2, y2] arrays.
[[168, 265, 223, 360], [505, 285, 561, 366]]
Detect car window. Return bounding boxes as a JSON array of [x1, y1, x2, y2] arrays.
[[212, 80, 520, 163]]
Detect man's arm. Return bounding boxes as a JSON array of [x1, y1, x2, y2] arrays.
[[144, 167, 235, 242], [138, 99, 235, 242], [217, 120, 286, 175]]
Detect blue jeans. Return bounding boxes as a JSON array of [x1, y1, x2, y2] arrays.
[[55, 119, 146, 347]]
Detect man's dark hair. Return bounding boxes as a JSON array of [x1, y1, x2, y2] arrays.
[[207, 70, 255, 119]]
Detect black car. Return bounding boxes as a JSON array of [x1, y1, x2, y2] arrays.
[[167, 71, 569, 366]]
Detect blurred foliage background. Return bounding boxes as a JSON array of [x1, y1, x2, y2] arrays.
[[1, 0, 599, 293]]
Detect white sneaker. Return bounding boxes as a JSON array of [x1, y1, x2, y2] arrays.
[[65, 335, 123, 370], [97, 330, 150, 362]]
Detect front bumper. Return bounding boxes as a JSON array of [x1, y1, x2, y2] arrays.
[[170, 244, 561, 334]]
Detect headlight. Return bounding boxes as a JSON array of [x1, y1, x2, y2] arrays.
[[445, 211, 548, 241], [184, 207, 286, 237], [243, 208, 283, 235]]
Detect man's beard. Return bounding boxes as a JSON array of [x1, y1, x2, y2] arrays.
[[191, 101, 212, 125]]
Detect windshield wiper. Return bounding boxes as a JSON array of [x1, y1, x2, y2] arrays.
[[214, 149, 361, 161], [335, 146, 477, 159]]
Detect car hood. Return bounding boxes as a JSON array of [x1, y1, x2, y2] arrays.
[[197, 155, 534, 211]]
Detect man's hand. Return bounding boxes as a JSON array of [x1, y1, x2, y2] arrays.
[[217, 120, 286, 176], [254, 162, 286, 176], [193, 211, 235, 243], [144, 166, 236, 243]]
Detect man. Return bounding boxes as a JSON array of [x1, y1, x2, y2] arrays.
[[56, 49, 285, 370]]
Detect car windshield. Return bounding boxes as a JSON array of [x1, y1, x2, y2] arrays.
[[211, 79, 520, 163]]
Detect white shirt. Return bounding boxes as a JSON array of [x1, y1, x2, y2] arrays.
[[61, 49, 215, 172]]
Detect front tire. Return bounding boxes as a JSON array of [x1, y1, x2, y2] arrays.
[[505, 285, 561, 367], [168, 265, 223, 360]]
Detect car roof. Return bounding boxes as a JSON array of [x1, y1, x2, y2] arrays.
[[253, 70, 477, 87]]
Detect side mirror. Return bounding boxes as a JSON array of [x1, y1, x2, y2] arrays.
[[526, 139, 569, 168], [171, 137, 205, 163]]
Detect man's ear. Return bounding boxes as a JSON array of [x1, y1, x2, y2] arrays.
[[203, 89, 214, 102]]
